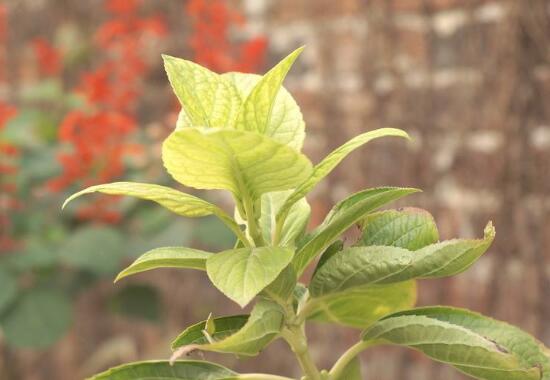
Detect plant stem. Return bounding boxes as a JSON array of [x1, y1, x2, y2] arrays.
[[328, 340, 379, 379], [282, 327, 322, 380], [243, 196, 266, 247]]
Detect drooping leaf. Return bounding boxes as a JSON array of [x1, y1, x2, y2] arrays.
[[108, 284, 161, 322], [163, 54, 241, 129], [0, 268, 17, 314], [115, 247, 212, 282], [362, 307, 550, 380], [260, 190, 310, 246], [88, 360, 236, 380], [357, 207, 439, 250], [224, 72, 305, 150], [276, 128, 410, 228], [172, 300, 284, 357], [162, 128, 312, 201], [235, 48, 304, 144], [306, 282, 417, 329], [309, 222, 495, 296], [0, 288, 72, 348], [62, 182, 246, 244], [206, 247, 293, 307], [292, 187, 420, 276], [58, 226, 125, 275]]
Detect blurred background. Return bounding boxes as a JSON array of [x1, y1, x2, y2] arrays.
[[1, 0, 549, 379]]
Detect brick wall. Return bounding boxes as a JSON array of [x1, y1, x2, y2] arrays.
[[243, 1, 550, 378]]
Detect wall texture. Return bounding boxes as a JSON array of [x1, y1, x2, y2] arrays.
[[242, 0, 550, 378]]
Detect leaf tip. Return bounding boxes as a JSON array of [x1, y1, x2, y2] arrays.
[[484, 221, 496, 240]]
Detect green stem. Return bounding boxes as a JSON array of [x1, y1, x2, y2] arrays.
[[328, 340, 379, 379], [282, 327, 322, 380], [243, 196, 265, 247]]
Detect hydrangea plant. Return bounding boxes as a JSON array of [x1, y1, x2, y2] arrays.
[[64, 48, 550, 380]]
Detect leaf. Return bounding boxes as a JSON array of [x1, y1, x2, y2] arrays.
[[58, 226, 125, 275], [383, 221, 496, 282], [163, 54, 241, 129], [224, 72, 306, 150], [162, 128, 313, 201], [334, 357, 362, 380], [172, 300, 284, 357], [108, 284, 161, 322], [63, 182, 246, 244], [306, 282, 417, 329], [309, 222, 495, 296], [362, 307, 550, 380], [206, 247, 293, 307], [0, 288, 72, 348], [292, 187, 420, 276], [357, 207, 439, 250], [0, 268, 17, 314], [235, 48, 304, 146], [88, 360, 236, 380], [115, 247, 212, 282], [309, 245, 412, 297], [260, 190, 310, 246], [276, 128, 410, 228]]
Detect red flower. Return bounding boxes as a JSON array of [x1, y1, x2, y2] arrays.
[[31, 37, 62, 76], [185, 0, 267, 73]]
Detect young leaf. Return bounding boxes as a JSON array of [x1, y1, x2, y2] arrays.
[[292, 187, 420, 276], [224, 72, 305, 150], [172, 300, 284, 357], [115, 247, 213, 282], [276, 128, 410, 229], [88, 360, 236, 380], [206, 247, 294, 307], [306, 282, 417, 329], [357, 207, 439, 250], [162, 128, 312, 201], [63, 182, 247, 245], [362, 307, 550, 380], [163, 54, 241, 129], [260, 191, 310, 246], [235, 48, 304, 141], [171, 315, 249, 349]]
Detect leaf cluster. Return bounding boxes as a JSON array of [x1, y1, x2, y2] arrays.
[[65, 48, 550, 380]]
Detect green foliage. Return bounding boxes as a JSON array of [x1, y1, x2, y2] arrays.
[[0, 289, 72, 348], [108, 284, 162, 322], [65, 48, 549, 380], [58, 226, 125, 275]]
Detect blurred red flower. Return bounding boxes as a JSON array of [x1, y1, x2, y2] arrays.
[[31, 37, 62, 76]]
